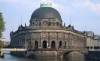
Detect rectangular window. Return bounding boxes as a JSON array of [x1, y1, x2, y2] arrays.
[[43, 33, 46, 37], [52, 34, 55, 37]]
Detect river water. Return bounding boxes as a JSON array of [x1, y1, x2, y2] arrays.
[[0, 53, 97, 61]]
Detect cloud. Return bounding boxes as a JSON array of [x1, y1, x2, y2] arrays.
[[1, 0, 100, 15], [91, 3, 100, 14], [41, 0, 69, 13], [0, 0, 68, 13], [41, 0, 53, 3], [72, 0, 100, 15], [60, 0, 67, 2], [73, 0, 90, 7], [0, 0, 18, 3]]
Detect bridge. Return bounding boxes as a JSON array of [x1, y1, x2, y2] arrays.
[[0, 48, 27, 57], [57, 48, 88, 57], [0, 48, 27, 51], [0, 48, 88, 58], [88, 49, 100, 51], [25, 48, 88, 58]]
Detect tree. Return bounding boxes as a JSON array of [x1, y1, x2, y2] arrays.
[[0, 40, 4, 48], [0, 12, 5, 38]]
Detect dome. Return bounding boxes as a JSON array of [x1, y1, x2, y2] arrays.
[[30, 3, 62, 22]]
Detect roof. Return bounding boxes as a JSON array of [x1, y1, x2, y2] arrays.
[[30, 7, 62, 22], [93, 35, 100, 40], [40, 3, 52, 7], [84, 31, 94, 37]]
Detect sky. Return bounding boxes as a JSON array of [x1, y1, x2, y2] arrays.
[[0, 0, 100, 41]]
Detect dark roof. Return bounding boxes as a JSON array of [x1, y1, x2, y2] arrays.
[[84, 31, 94, 37], [94, 35, 100, 40], [30, 7, 62, 21]]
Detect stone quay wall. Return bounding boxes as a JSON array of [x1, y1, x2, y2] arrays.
[[87, 51, 100, 60]]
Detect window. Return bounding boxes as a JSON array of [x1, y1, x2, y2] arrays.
[[56, 22, 59, 26], [36, 22, 38, 25], [43, 21, 48, 25], [52, 34, 55, 37], [43, 33, 46, 37], [34, 34, 38, 37], [32, 22, 35, 25], [27, 34, 31, 39], [65, 34, 69, 39], [60, 34, 62, 38], [34, 33, 39, 38]]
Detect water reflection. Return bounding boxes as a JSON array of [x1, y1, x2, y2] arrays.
[[0, 53, 98, 61], [64, 51, 85, 61]]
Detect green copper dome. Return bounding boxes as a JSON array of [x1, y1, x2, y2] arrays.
[[30, 3, 62, 22]]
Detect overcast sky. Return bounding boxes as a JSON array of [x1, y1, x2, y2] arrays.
[[0, 0, 100, 41]]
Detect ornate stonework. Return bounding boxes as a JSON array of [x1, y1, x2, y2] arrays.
[[10, 3, 87, 58]]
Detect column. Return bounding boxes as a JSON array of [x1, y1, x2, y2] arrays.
[[48, 32, 51, 48], [56, 33, 59, 50], [39, 33, 42, 48]]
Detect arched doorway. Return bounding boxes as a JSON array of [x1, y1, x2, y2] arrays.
[[59, 41, 62, 48], [51, 41, 55, 48], [43, 40, 47, 48], [63, 51, 85, 60], [35, 41, 38, 49], [28, 41, 31, 48]]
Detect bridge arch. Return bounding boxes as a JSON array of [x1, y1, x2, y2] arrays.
[[61, 51, 85, 59]]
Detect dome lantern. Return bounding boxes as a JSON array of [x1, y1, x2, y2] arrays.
[[40, 3, 52, 7]]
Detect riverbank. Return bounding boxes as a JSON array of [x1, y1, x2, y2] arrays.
[[86, 51, 100, 60], [0, 50, 4, 58], [5, 50, 100, 60], [0, 53, 94, 61]]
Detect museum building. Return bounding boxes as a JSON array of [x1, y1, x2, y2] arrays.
[[10, 3, 86, 51]]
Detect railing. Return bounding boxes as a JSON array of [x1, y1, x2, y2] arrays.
[[89, 49, 100, 51], [0, 48, 27, 51], [58, 47, 88, 53], [64, 46, 86, 49]]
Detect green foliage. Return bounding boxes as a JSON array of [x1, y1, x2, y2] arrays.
[[66, 54, 71, 60], [0, 12, 5, 38], [0, 40, 4, 48]]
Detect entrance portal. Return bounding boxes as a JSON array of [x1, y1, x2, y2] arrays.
[[51, 41, 55, 48], [35, 41, 38, 49], [59, 41, 62, 48], [43, 41, 47, 48]]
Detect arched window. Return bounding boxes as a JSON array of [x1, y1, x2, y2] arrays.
[[51, 41, 55, 48], [43, 21, 48, 25], [43, 40, 47, 48], [32, 22, 35, 25], [35, 41, 38, 49], [59, 41, 62, 48], [28, 41, 31, 48], [39, 22, 41, 26], [56, 22, 59, 26]]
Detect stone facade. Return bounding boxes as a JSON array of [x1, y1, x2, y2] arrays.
[[10, 3, 87, 58], [85, 31, 100, 50], [84, 31, 94, 49], [10, 25, 86, 50]]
